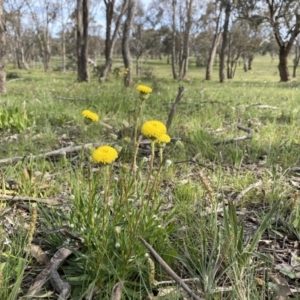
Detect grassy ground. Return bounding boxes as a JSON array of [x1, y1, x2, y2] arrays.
[[1, 56, 300, 299]]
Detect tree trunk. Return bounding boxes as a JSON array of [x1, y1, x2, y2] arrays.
[[15, 30, 29, 70], [61, 28, 66, 72], [278, 46, 290, 81], [43, 29, 51, 72], [171, 0, 178, 80], [136, 55, 141, 76], [105, 0, 114, 62], [17, 46, 29, 70], [122, 0, 135, 87], [219, 0, 231, 83], [293, 43, 300, 78], [206, 33, 221, 80], [0, 0, 6, 93], [179, 0, 193, 80], [77, 0, 89, 82], [243, 54, 248, 72], [248, 55, 253, 70], [100, 0, 128, 82]]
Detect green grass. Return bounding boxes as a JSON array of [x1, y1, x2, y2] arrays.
[[0, 55, 300, 299]]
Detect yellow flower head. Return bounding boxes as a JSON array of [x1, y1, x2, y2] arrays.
[[141, 120, 167, 140], [81, 110, 99, 124], [92, 145, 118, 165], [156, 133, 171, 144], [136, 85, 152, 94], [136, 85, 152, 100]]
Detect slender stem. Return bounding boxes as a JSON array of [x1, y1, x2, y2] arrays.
[[144, 141, 155, 194], [159, 147, 163, 164], [131, 100, 145, 179], [88, 165, 102, 228], [148, 150, 165, 202]]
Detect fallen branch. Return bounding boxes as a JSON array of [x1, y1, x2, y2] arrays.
[[26, 247, 75, 299], [214, 123, 252, 146], [232, 180, 262, 205], [8, 78, 24, 83], [284, 167, 300, 175], [138, 236, 204, 300], [243, 103, 278, 109], [0, 194, 63, 205], [55, 96, 84, 101], [155, 278, 200, 285], [50, 269, 71, 300], [166, 86, 186, 130], [0, 142, 104, 165]]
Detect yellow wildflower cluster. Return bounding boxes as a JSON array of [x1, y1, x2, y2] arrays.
[[81, 110, 99, 124], [117, 68, 130, 77], [92, 145, 118, 165], [141, 120, 171, 145]]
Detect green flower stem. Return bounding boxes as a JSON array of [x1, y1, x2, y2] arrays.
[[88, 165, 102, 228], [131, 99, 145, 180], [149, 154, 164, 202], [144, 141, 155, 194], [104, 165, 111, 205], [159, 147, 163, 164]]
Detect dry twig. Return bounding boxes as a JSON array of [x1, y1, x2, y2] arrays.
[[166, 86, 186, 130], [26, 247, 75, 299], [232, 180, 262, 205], [138, 236, 204, 300], [0, 142, 104, 165], [0, 194, 63, 205], [214, 123, 252, 146]]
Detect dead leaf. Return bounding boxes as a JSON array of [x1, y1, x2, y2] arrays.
[[110, 281, 125, 300], [30, 244, 48, 264], [255, 277, 265, 286]]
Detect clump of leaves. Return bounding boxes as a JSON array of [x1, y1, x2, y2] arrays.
[[0, 107, 33, 133]]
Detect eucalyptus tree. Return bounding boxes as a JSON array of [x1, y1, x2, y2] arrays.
[[5, 0, 30, 70], [131, 2, 164, 75], [178, 0, 194, 79], [99, 0, 128, 82], [0, 0, 6, 93], [159, 0, 200, 79], [219, 0, 232, 83], [226, 19, 264, 77], [202, 0, 223, 80], [237, 0, 300, 82], [24, 0, 59, 72], [58, 0, 75, 72]]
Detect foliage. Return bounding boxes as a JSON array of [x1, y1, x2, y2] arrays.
[[0, 106, 33, 132], [1, 57, 300, 299]]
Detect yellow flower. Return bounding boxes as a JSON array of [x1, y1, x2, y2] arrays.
[[92, 146, 118, 165], [136, 85, 152, 100], [156, 134, 171, 144], [136, 85, 152, 94], [81, 110, 99, 124], [141, 120, 167, 140]]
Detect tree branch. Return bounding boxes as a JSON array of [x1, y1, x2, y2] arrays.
[[166, 86, 186, 130], [138, 236, 204, 300], [214, 123, 252, 146]]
